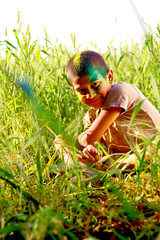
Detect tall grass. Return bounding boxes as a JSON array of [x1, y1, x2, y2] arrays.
[[0, 19, 160, 239]]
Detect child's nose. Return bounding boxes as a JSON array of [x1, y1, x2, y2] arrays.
[[87, 88, 95, 99]]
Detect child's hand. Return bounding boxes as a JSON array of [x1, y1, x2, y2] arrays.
[[81, 145, 101, 161], [76, 145, 103, 168]]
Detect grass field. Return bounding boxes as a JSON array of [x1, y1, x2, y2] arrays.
[[0, 19, 160, 240]]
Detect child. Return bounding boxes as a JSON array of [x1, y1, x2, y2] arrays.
[[54, 50, 160, 178]]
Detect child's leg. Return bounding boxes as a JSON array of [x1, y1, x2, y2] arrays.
[[111, 135, 160, 170], [54, 135, 137, 170], [116, 135, 160, 170], [113, 153, 137, 170], [53, 134, 75, 166], [54, 135, 160, 177]]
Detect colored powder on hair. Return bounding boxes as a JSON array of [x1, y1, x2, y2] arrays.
[[73, 52, 82, 70], [87, 66, 106, 82]]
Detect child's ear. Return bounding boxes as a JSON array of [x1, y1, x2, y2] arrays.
[[107, 69, 114, 84]]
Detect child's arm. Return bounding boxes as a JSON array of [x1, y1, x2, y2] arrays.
[[78, 107, 122, 147]]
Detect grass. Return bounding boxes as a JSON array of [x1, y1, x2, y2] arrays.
[[0, 18, 160, 239]]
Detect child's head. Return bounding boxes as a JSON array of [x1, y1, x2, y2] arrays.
[[66, 50, 109, 84], [66, 50, 113, 109]]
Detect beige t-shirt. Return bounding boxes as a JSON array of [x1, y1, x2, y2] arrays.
[[84, 82, 160, 153]]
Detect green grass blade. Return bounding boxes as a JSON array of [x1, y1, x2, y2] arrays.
[[0, 226, 22, 236], [3, 40, 17, 50], [22, 126, 43, 151], [0, 168, 14, 179], [35, 142, 43, 187], [0, 176, 40, 209], [129, 100, 144, 128], [13, 29, 21, 48]]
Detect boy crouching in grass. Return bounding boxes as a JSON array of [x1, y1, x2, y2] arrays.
[[54, 50, 160, 180]]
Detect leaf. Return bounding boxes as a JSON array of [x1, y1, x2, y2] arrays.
[[116, 53, 126, 67], [35, 142, 43, 187], [47, 69, 55, 77], [41, 49, 50, 56], [13, 29, 21, 48], [22, 127, 43, 151], [3, 40, 17, 50], [0, 225, 22, 236], [5, 213, 25, 226], [112, 229, 129, 240], [18, 78, 62, 136], [0, 168, 14, 179], [18, 78, 34, 97], [138, 148, 146, 179], [28, 41, 37, 56], [0, 71, 6, 79], [0, 176, 40, 209], [104, 53, 111, 61], [11, 52, 20, 61], [151, 76, 160, 107], [62, 73, 71, 86], [129, 100, 144, 128]]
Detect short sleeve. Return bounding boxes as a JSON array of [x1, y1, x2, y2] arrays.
[[102, 82, 142, 112]]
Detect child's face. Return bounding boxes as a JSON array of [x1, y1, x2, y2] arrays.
[[71, 68, 113, 109]]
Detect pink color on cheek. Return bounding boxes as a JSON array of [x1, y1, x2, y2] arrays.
[[100, 86, 107, 94]]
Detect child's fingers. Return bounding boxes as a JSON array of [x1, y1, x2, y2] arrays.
[[76, 145, 103, 164], [86, 145, 103, 159], [82, 145, 101, 161], [76, 153, 95, 165], [82, 148, 97, 161]]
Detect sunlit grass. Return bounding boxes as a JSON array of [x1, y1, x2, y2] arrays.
[[0, 18, 160, 239]]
